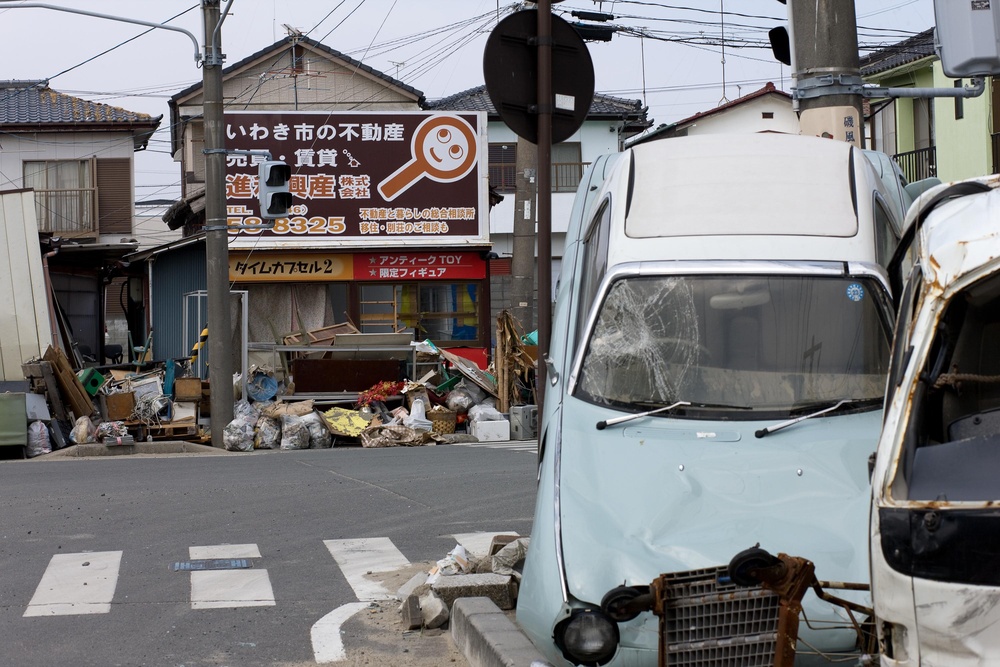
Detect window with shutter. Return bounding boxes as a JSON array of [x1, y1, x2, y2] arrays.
[[97, 158, 133, 235]]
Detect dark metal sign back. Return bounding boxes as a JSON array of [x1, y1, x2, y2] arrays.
[[483, 9, 595, 144]]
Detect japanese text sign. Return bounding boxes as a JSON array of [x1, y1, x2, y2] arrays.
[[223, 111, 488, 248]]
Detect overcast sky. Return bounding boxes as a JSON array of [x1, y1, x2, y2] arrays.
[[0, 0, 935, 210]]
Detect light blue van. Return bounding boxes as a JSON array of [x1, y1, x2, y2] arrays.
[[517, 133, 906, 666]]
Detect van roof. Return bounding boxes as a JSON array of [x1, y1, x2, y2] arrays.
[[626, 134, 860, 239]]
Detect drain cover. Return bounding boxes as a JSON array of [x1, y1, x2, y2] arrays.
[[172, 558, 252, 572]]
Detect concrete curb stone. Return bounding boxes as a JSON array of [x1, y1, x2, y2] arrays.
[[451, 597, 554, 667]]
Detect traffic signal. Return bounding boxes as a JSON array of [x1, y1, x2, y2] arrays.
[[769, 0, 791, 66], [257, 161, 291, 219]]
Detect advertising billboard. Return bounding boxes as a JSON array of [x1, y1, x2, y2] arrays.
[[223, 110, 489, 249]]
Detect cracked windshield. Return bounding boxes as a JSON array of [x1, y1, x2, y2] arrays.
[[577, 274, 891, 415]]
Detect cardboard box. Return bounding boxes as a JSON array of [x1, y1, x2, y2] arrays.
[[105, 392, 135, 421], [470, 419, 510, 442], [173, 377, 202, 402]]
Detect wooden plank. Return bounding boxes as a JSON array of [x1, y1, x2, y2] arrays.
[[38, 361, 68, 422], [43, 346, 94, 419]]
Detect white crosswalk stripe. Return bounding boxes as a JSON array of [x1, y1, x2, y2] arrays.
[[446, 439, 537, 453], [24, 551, 122, 617], [188, 543, 275, 609], [322, 537, 410, 601]]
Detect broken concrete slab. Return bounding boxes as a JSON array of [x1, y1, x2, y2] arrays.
[[419, 590, 449, 629], [396, 571, 430, 600], [431, 573, 515, 610], [400, 594, 422, 630]]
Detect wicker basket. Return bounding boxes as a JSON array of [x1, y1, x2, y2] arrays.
[[428, 408, 457, 435]]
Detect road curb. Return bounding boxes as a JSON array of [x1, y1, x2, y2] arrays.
[[451, 597, 554, 667]]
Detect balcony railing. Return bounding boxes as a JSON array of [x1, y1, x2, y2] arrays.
[[893, 146, 936, 184], [32, 188, 96, 236], [552, 161, 590, 193]]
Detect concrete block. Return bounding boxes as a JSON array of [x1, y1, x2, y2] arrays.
[[400, 594, 422, 630], [419, 590, 449, 629], [470, 419, 510, 442], [451, 597, 554, 667], [431, 573, 515, 610], [397, 571, 430, 600]]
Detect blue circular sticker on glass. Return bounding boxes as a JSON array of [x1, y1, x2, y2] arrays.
[[846, 283, 865, 302]]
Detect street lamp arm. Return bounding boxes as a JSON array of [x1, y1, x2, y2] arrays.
[[2, 3, 202, 64]]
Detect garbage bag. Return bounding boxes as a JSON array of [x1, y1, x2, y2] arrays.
[[301, 411, 333, 448], [254, 415, 281, 449], [469, 404, 504, 422], [279, 414, 310, 450], [223, 416, 254, 452], [27, 421, 51, 458], [69, 416, 97, 444]]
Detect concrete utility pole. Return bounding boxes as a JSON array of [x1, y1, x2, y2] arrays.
[[791, 0, 864, 146], [202, 0, 234, 447], [511, 136, 538, 334], [536, 0, 553, 404]]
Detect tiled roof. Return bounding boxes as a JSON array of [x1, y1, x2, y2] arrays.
[[0, 79, 161, 126], [427, 84, 647, 120], [860, 28, 935, 76], [170, 36, 424, 105]]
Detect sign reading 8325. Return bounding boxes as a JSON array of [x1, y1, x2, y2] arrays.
[[228, 215, 347, 235]]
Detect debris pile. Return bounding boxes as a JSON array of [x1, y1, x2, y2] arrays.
[[397, 534, 530, 631]]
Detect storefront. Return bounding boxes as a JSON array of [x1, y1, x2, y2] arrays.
[[217, 109, 492, 390]]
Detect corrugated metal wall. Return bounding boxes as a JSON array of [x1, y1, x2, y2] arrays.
[[150, 242, 206, 363]]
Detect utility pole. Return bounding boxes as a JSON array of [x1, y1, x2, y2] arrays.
[[536, 0, 553, 404], [202, 0, 234, 447], [791, 0, 863, 146], [511, 136, 537, 334]]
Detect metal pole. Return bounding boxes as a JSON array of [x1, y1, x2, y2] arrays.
[[203, 0, 233, 447], [511, 136, 537, 333], [792, 0, 863, 146], [536, 0, 552, 406]]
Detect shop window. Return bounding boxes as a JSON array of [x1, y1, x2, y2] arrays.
[[359, 282, 481, 344]]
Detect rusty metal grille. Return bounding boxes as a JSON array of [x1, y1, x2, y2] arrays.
[[662, 565, 780, 667]]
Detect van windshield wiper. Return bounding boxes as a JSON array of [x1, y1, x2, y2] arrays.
[[595, 400, 751, 430], [754, 398, 878, 438], [596, 401, 690, 430]]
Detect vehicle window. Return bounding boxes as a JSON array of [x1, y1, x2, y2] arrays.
[[874, 195, 899, 267], [575, 200, 611, 345], [885, 265, 922, 406], [902, 270, 1000, 501], [575, 274, 891, 418]]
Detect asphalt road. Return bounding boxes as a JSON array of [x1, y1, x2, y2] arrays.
[[0, 441, 538, 667]]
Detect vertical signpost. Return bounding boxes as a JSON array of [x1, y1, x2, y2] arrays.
[[483, 3, 594, 406]]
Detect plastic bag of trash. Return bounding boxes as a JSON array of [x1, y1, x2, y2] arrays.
[[96, 421, 128, 438], [233, 398, 259, 423], [454, 380, 487, 406], [279, 414, 310, 450], [445, 387, 474, 413], [437, 544, 472, 576], [69, 416, 97, 444], [301, 411, 333, 449], [468, 403, 504, 422], [223, 416, 254, 452], [491, 537, 530, 582], [27, 421, 51, 457], [254, 415, 281, 449]]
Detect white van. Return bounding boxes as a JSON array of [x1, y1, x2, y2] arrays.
[[870, 176, 1000, 665], [517, 133, 906, 666]]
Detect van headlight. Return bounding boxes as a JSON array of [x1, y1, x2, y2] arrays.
[[554, 608, 619, 665]]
